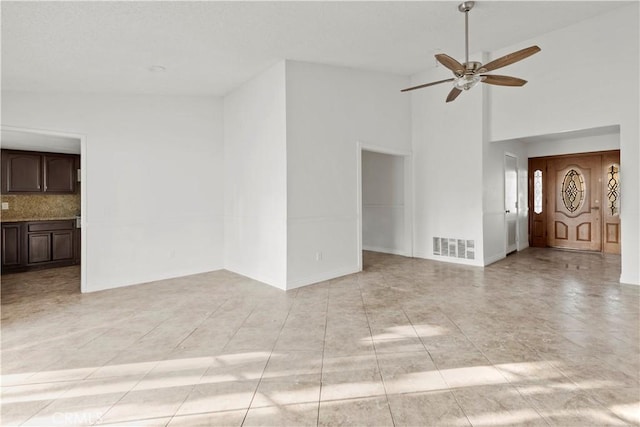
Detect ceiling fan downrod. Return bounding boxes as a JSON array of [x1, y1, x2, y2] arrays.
[[458, 1, 474, 65]]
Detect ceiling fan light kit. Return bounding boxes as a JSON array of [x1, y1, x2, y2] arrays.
[[402, 1, 541, 103]]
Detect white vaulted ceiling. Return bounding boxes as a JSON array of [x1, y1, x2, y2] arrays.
[[1, 1, 630, 96]]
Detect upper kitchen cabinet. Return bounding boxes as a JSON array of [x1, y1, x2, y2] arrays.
[[1, 149, 79, 194], [1, 151, 42, 193], [44, 154, 77, 193]]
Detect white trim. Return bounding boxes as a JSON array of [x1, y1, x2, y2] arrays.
[[356, 141, 413, 272], [1, 125, 88, 293], [362, 246, 409, 257], [620, 273, 640, 286], [504, 152, 519, 255], [356, 143, 363, 271], [358, 143, 413, 157], [413, 250, 485, 267], [224, 266, 286, 291], [288, 215, 357, 224], [484, 252, 506, 266], [286, 265, 361, 290]]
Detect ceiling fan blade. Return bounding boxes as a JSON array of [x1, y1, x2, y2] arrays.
[[435, 54, 465, 76], [446, 87, 462, 103], [401, 78, 455, 92], [480, 45, 541, 72], [481, 75, 528, 86]]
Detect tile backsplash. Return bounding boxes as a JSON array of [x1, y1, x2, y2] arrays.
[[1, 194, 80, 221]]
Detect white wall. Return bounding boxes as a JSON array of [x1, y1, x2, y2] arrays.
[[362, 150, 405, 255], [224, 61, 288, 289], [525, 127, 620, 158], [488, 4, 639, 284], [483, 138, 529, 264], [1, 91, 224, 291], [285, 61, 411, 288], [411, 66, 485, 266]]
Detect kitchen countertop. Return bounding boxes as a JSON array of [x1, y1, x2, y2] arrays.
[[1, 217, 78, 223]]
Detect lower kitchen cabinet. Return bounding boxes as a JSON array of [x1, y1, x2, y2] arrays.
[[28, 233, 51, 264], [1, 223, 22, 267], [52, 230, 74, 261], [1, 220, 79, 273]]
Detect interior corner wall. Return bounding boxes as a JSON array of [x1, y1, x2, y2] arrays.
[[285, 61, 411, 288], [1, 91, 225, 292], [223, 61, 288, 289], [411, 67, 485, 266], [488, 4, 639, 285], [362, 151, 405, 256]]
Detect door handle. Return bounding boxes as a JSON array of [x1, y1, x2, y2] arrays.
[[591, 207, 600, 210], [505, 210, 510, 213]]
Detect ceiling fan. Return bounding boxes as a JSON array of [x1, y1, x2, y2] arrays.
[[401, 1, 541, 102]]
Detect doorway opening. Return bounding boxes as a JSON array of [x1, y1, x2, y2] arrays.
[[528, 150, 620, 254], [1, 126, 87, 293], [356, 143, 412, 271]]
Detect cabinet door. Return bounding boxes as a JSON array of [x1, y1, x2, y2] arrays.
[[44, 155, 76, 193], [1, 151, 42, 193], [52, 231, 74, 261], [28, 233, 51, 264], [1, 224, 22, 267]]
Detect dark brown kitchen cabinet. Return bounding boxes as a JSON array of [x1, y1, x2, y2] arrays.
[[1, 220, 78, 273], [52, 230, 74, 261], [1, 149, 79, 194], [44, 154, 77, 193], [28, 233, 51, 264], [26, 221, 75, 266], [1, 223, 22, 268], [1, 151, 42, 193]]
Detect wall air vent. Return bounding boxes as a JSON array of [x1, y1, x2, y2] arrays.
[[433, 237, 475, 260]]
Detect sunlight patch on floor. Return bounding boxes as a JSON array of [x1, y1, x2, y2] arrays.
[[609, 402, 640, 424], [439, 365, 508, 388], [1, 352, 274, 403], [369, 324, 446, 341], [465, 408, 545, 426]]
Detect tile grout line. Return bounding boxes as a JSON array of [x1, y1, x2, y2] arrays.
[[162, 296, 268, 425], [316, 287, 330, 427], [240, 297, 296, 426], [92, 299, 237, 426], [435, 308, 549, 427], [360, 271, 396, 427], [162, 302, 234, 427], [402, 306, 474, 427]]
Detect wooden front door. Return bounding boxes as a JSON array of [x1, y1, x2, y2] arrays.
[[548, 155, 601, 251], [602, 151, 621, 254], [528, 150, 621, 254]]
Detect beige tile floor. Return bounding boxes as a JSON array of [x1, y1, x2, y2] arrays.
[[1, 249, 638, 426]]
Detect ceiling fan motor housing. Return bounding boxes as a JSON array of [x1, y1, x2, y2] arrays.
[[464, 61, 483, 73]]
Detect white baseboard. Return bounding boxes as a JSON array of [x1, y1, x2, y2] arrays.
[[84, 264, 225, 293], [484, 252, 506, 266], [223, 266, 286, 290], [413, 251, 484, 267], [362, 245, 408, 257], [287, 265, 361, 290], [620, 273, 640, 286]]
